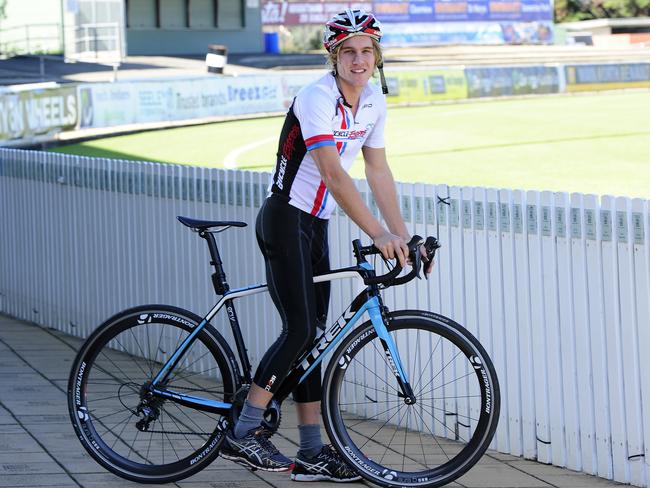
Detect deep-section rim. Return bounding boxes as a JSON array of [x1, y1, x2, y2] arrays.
[[67, 305, 239, 483], [322, 310, 500, 488]]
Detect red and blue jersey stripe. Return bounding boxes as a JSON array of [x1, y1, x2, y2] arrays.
[[305, 134, 335, 151]]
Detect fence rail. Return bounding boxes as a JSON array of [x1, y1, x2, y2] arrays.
[[0, 23, 62, 55], [1, 148, 648, 486]]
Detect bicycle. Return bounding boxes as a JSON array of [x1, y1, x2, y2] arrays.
[[67, 215, 500, 488]]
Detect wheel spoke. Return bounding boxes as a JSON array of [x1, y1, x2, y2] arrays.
[[71, 311, 235, 477], [326, 319, 498, 486]]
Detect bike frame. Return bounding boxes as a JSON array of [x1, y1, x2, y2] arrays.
[[147, 266, 415, 414]]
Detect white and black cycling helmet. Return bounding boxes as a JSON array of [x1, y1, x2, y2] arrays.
[[323, 9, 383, 52], [323, 9, 388, 94]]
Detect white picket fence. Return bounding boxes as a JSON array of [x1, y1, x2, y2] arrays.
[[1, 148, 649, 486]]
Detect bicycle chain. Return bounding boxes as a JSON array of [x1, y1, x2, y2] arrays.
[[137, 418, 229, 437], [138, 428, 217, 436]]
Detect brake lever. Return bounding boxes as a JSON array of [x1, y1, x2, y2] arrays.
[[423, 236, 440, 280], [413, 244, 423, 280], [407, 235, 424, 280]]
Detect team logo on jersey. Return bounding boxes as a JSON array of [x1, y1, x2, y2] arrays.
[[333, 129, 367, 140]]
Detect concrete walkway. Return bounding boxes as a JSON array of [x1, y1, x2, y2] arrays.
[[0, 314, 624, 488]]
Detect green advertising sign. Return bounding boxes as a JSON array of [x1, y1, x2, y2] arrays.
[[381, 69, 468, 104]]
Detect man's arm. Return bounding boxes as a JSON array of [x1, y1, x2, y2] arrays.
[[310, 145, 409, 266], [362, 146, 409, 239], [363, 145, 433, 275]]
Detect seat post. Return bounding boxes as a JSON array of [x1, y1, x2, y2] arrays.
[[200, 230, 229, 295]]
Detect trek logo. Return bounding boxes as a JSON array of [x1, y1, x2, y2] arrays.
[[333, 129, 367, 140], [381, 343, 400, 377], [300, 307, 356, 371]]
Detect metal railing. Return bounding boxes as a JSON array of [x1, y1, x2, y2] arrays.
[[0, 23, 62, 56], [66, 22, 122, 63]]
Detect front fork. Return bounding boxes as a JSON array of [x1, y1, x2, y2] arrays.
[[366, 296, 417, 405]]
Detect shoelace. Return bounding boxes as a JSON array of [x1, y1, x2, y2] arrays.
[[320, 445, 355, 476], [321, 445, 338, 459], [253, 430, 281, 455]]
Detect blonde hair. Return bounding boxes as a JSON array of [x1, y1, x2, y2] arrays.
[[325, 37, 383, 76]]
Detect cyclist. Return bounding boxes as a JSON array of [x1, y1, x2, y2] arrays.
[[220, 8, 431, 482]]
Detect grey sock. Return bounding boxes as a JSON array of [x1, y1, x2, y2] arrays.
[[233, 400, 265, 439], [298, 423, 323, 458]]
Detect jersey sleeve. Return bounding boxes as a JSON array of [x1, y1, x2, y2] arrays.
[[362, 94, 387, 149], [293, 86, 336, 151]]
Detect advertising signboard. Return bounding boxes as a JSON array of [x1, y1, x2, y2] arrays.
[[261, 0, 553, 45], [565, 63, 650, 92], [466, 66, 560, 97], [262, 0, 552, 24], [0, 86, 78, 142], [379, 68, 468, 103], [78, 77, 289, 130]]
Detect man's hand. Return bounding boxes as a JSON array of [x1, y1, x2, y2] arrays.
[[373, 231, 409, 269]]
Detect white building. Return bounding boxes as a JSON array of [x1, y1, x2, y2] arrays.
[[0, 0, 264, 59]]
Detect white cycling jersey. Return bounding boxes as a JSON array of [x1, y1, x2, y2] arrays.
[[270, 72, 386, 219]]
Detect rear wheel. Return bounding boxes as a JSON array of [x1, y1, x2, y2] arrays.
[[322, 310, 500, 488], [68, 305, 240, 483]]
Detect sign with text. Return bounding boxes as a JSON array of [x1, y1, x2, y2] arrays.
[[78, 77, 290, 130], [262, 0, 552, 24], [0, 86, 78, 141], [565, 63, 650, 92], [466, 65, 559, 97]]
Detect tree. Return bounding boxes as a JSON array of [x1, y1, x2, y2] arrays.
[[555, 0, 650, 22], [603, 0, 650, 16]]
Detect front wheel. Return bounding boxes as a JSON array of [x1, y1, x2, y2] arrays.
[[322, 310, 500, 488], [67, 305, 240, 483]]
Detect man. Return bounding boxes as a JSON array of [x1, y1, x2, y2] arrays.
[[220, 9, 422, 482]]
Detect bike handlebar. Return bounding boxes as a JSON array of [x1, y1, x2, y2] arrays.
[[353, 235, 441, 287]]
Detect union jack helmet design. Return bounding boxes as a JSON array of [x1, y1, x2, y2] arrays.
[[323, 9, 383, 52]]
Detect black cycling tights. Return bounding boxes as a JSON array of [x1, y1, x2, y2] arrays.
[[253, 195, 330, 403]]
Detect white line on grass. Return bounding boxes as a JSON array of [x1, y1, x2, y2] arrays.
[[223, 136, 277, 169]]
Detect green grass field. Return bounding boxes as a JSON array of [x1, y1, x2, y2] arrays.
[[52, 90, 650, 199]]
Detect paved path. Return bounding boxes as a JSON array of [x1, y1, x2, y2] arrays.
[[0, 314, 624, 488]]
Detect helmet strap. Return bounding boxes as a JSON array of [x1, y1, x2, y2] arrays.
[[378, 61, 388, 95], [334, 77, 353, 108]]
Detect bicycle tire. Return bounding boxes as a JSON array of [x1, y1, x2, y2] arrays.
[[322, 310, 500, 488], [67, 305, 240, 483]]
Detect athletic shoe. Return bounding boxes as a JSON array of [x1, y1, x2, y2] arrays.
[[291, 444, 362, 482], [220, 428, 294, 472]]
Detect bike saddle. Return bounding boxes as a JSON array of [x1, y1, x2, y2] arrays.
[[177, 216, 247, 232]]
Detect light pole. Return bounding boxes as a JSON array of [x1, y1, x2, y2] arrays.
[[59, 0, 65, 55]]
